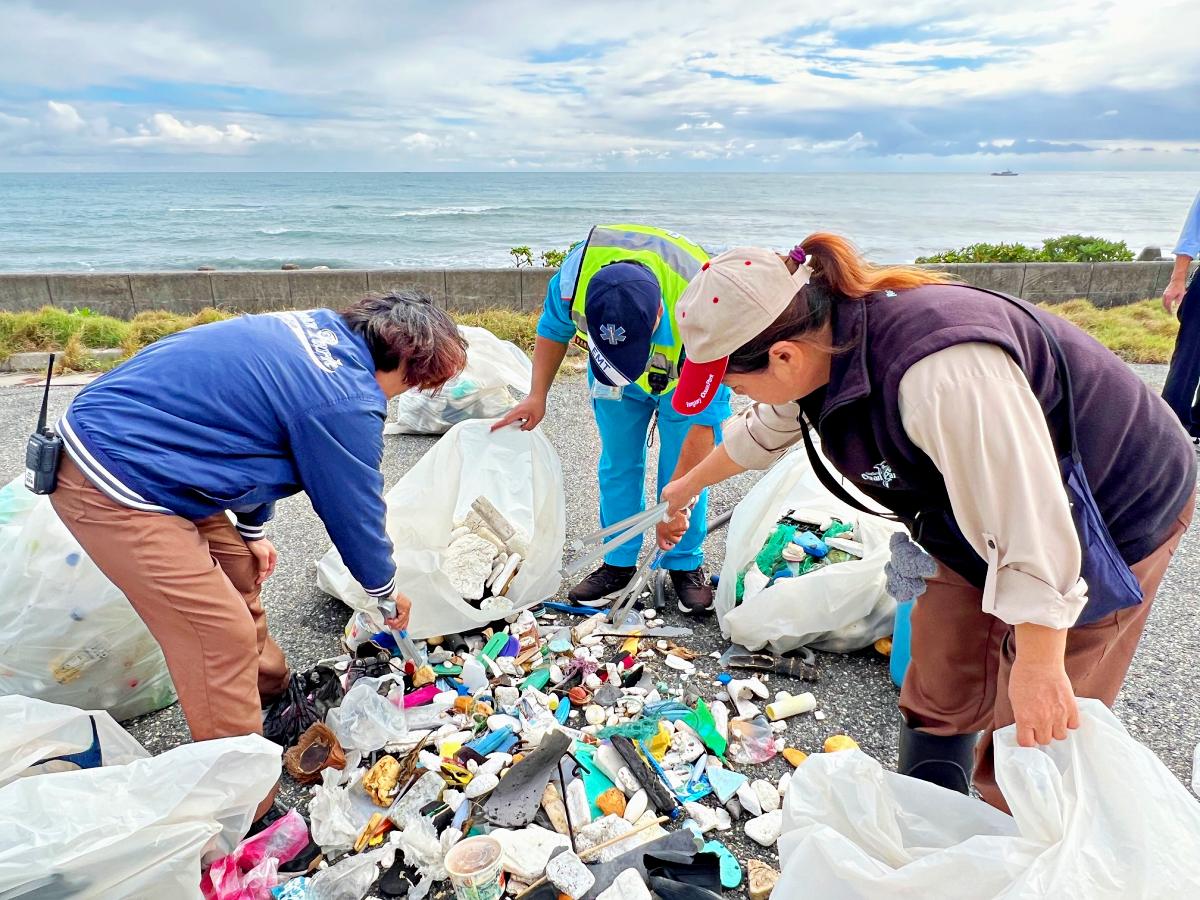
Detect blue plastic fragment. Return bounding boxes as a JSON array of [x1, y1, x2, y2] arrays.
[[793, 530, 830, 558], [641, 700, 693, 721], [499, 635, 520, 658], [541, 601, 610, 617], [465, 725, 513, 757], [556, 698, 571, 724], [716, 673, 732, 685]]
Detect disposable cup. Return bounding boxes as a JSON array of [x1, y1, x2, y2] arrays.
[[444, 835, 505, 900]]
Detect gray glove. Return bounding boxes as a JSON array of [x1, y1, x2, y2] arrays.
[[885, 531, 938, 601]]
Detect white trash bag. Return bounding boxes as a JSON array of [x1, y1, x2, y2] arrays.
[[0, 695, 281, 900], [0, 477, 176, 721], [776, 700, 1200, 899], [716, 447, 904, 654], [386, 325, 532, 435], [318, 420, 566, 638]]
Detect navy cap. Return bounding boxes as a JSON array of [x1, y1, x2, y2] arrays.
[[584, 261, 662, 387]]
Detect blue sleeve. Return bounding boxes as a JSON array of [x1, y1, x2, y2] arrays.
[[686, 384, 734, 429], [286, 399, 396, 599], [535, 270, 578, 343], [1174, 191, 1200, 259], [234, 503, 275, 541]]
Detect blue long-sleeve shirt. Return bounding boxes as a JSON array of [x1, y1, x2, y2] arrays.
[[60, 309, 397, 599], [1174, 190, 1200, 259]]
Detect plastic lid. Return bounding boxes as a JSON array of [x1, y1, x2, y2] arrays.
[[444, 835, 502, 876]]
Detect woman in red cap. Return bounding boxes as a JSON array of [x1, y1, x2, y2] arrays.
[[661, 234, 1195, 810]]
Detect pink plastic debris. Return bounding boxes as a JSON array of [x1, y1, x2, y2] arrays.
[[201, 809, 310, 900]]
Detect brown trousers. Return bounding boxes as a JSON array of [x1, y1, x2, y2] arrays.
[[900, 498, 1193, 811], [50, 455, 290, 815]]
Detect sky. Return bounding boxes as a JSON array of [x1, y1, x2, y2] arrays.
[[0, 0, 1197, 173]]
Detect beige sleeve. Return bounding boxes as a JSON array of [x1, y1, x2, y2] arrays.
[[720, 400, 808, 470], [898, 342, 1087, 629]]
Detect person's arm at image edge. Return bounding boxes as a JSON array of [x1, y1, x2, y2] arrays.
[[1164, 191, 1200, 314]]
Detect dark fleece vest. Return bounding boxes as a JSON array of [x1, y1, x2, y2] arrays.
[[802, 284, 1195, 585]]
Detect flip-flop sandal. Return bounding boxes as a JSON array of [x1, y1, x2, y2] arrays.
[[483, 729, 571, 827]]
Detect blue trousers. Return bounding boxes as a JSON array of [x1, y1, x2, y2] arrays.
[[591, 387, 716, 571], [1163, 274, 1200, 439]]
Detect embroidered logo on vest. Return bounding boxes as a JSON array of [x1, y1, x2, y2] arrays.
[[861, 460, 897, 488]]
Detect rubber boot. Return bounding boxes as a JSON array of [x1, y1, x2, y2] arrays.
[[897, 721, 978, 794]]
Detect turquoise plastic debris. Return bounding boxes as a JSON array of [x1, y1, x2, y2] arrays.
[[641, 700, 693, 721], [521, 667, 552, 691], [707, 767, 746, 805], [680, 698, 727, 760], [555, 697, 571, 724], [702, 840, 744, 889], [573, 744, 617, 819]]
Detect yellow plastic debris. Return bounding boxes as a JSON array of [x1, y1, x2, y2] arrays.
[[647, 721, 673, 761], [782, 748, 809, 768], [874, 637, 893, 656], [823, 735, 859, 753], [621, 637, 640, 657]]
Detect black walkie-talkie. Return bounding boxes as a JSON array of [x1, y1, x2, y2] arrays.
[[25, 354, 63, 495]]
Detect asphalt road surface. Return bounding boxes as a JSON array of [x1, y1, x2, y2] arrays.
[[2, 364, 1196, 892]]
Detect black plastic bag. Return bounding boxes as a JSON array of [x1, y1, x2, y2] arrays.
[[263, 673, 319, 748]]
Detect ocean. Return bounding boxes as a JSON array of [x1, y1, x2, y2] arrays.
[[0, 171, 1196, 271]]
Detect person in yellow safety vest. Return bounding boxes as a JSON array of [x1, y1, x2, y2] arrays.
[[492, 224, 733, 613]]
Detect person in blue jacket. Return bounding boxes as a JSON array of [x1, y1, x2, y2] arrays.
[[492, 224, 733, 613], [49, 291, 467, 823]]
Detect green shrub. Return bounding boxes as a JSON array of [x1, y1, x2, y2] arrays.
[[917, 234, 1134, 264], [540, 249, 567, 268], [509, 246, 534, 267]]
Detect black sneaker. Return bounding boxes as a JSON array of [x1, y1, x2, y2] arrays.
[[568, 563, 636, 607], [670, 567, 714, 615]]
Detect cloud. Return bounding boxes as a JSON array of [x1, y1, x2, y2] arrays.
[[0, 0, 1196, 171], [112, 112, 259, 148]]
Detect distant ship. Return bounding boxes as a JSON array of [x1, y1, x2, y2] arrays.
[[991, 169, 1018, 176]]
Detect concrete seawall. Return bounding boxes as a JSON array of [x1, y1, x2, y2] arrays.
[[0, 262, 1194, 316]]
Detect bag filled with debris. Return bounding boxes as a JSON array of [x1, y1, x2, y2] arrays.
[[317, 420, 565, 638], [386, 325, 532, 435], [716, 447, 904, 654], [0, 477, 175, 721]]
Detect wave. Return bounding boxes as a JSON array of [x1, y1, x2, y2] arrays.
[[382, 205, 502, 218], [256, 226, 302, 235], [168, 206, 265, 213]]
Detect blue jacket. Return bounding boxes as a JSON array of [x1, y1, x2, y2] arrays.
[[60, 309, 396, 600]]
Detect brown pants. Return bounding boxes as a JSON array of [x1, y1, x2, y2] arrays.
[[50, 455, 289, 815], [900, 498, 1193, 811]]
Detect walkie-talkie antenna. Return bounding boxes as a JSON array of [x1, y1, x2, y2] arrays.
[[36, 353, 55, 435]]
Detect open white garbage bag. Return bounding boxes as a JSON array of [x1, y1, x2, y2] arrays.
[[318, 419, 566, 638], [0, 477, 176, 721], [777, 700, 1200, 898], [386, 325, 532, 435], [0, 695, 281, 900], [716, 447, 905, 653]]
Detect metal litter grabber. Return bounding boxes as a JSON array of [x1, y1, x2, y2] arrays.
[[561, 502, 670, 579]]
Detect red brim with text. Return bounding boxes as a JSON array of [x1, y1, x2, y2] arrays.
[[671, 357, 729, 415]]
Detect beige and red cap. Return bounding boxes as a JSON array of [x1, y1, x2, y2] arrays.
[[672, 246, 812, 415]]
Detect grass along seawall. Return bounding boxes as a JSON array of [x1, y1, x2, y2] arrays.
[[0, 296, 1180, 373]]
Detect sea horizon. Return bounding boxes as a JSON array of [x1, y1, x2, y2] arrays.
[[1, 170, 1196, 272]]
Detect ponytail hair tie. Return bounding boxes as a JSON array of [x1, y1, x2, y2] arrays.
[[788, 245, 807, 264]]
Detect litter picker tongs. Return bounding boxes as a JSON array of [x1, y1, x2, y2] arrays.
[[562, 502, 674, 624]]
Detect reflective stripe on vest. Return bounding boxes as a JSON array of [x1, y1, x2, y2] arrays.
[[567, 224, 708, 394]]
